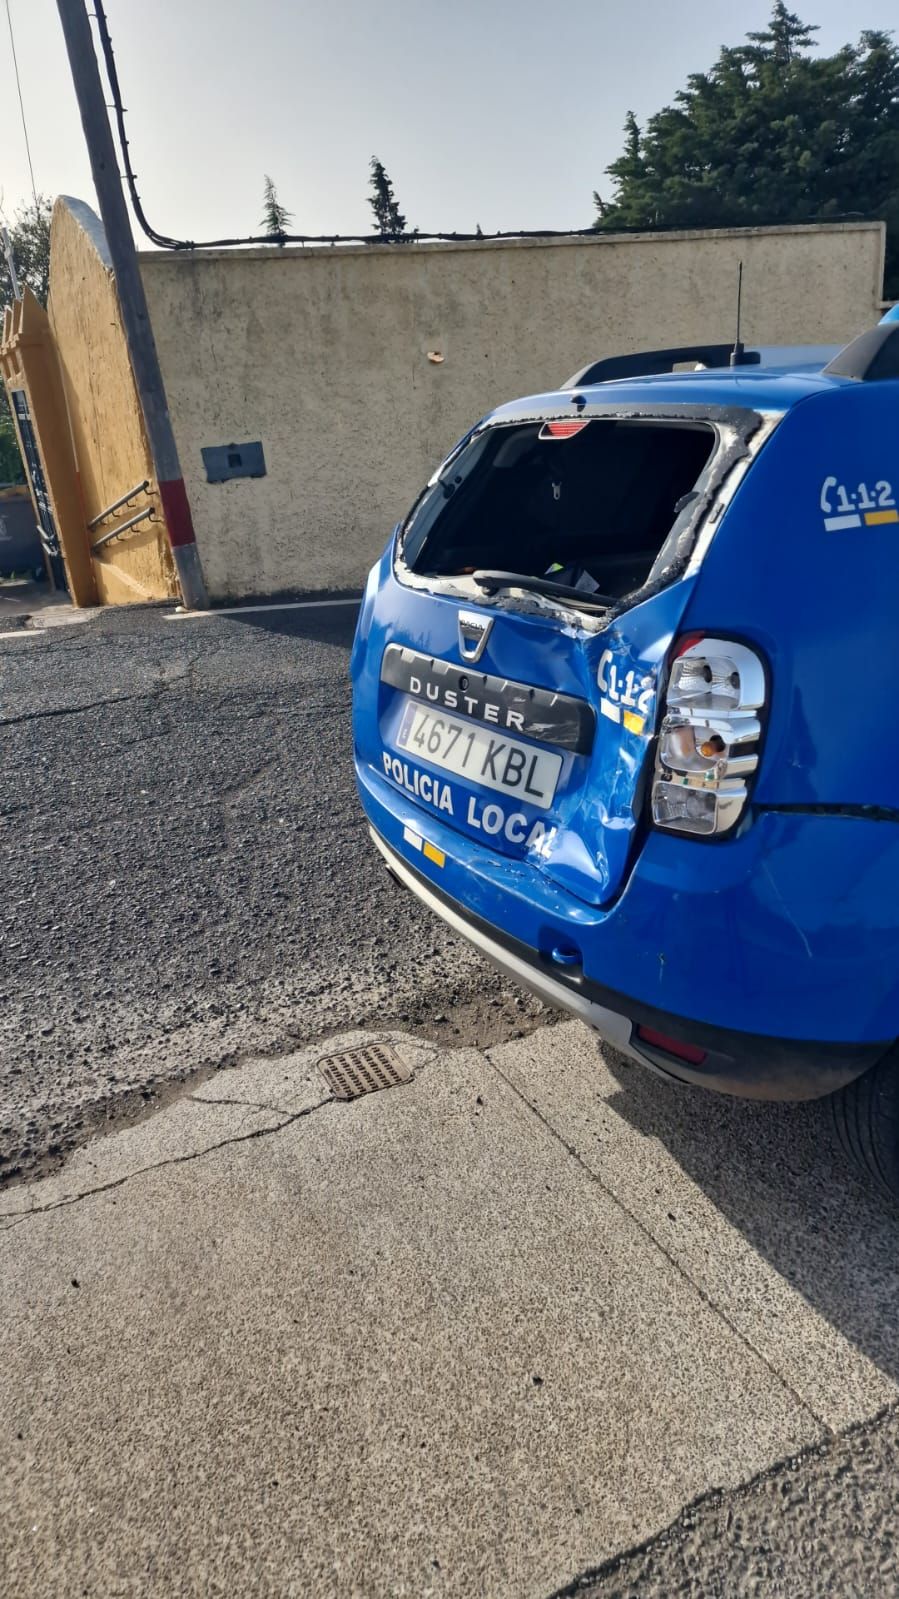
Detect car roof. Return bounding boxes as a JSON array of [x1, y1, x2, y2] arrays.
[[487, 353, 861, 424], [485, 318, 899, 425], [575, 359, 852, 411]]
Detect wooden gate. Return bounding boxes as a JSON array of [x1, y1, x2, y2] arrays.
[[1, 279, 178, 607]]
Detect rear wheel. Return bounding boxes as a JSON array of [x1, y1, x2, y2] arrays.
[[831, 1045, 899, 1202]]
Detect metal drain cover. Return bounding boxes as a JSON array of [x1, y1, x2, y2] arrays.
[[318, 1042, 413, 1100]]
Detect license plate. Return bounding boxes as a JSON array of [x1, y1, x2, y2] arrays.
[[396, 699, 562, 810]]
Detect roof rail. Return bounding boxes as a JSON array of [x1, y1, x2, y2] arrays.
[[563, 344, 761, 389], [822, 321, 899, 383]]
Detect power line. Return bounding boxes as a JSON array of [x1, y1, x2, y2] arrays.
[[91, 0, 602, 252], [4, 0, 38, 209]]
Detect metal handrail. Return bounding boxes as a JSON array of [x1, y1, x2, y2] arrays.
[[87, 479, 150, 530], [91, 505, 156, 551]]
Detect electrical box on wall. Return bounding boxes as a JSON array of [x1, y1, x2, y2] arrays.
[[201, 442, 266, 483]]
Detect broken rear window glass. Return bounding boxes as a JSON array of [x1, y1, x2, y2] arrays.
[[401, 418, 717, 602]]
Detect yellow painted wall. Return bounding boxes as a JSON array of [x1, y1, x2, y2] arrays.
[[48, 197, 177, 603], [138, 221, 885, 601]]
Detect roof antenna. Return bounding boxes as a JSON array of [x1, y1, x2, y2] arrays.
[[729, 261, 744, 366]]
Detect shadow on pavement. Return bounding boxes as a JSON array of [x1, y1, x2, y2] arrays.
[[222, 603, 360, 648], [603, 1050, 899, 1385], [0, 577, 72, 625]]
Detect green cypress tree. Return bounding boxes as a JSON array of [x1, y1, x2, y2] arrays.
[[368, 158, 412, 241], [592, 4, 899, 293], [596, 112, 650, 226], [742, 2, 818, 68], [260, 175, 293, 241]]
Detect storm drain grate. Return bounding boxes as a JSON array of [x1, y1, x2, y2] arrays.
[[318, 1043, 414, 1100]]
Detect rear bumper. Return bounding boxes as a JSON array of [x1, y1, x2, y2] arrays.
[[368, 822, 885, 1102]]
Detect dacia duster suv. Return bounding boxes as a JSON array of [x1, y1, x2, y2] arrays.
[[352, 309, 899, 1200]]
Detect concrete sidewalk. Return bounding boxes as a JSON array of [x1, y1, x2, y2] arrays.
[[2, 1021, 897, 1598], [0, 579, 88, 631]]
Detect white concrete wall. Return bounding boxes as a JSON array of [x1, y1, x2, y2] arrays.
[[139, 223, 885, 601]]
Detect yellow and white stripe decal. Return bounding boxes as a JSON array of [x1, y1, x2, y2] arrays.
[[601, 696, 645, 735], [402, 825, 445, 868]]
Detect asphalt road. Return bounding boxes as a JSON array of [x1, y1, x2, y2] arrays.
[[555, 1406, 899, 1599], [0, 602, 543, 1183], [3, 598, 899, 1596]]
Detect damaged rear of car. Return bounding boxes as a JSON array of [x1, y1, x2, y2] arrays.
[[351, 318, 899, 1200]]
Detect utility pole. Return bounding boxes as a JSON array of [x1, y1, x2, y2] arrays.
[[55, 0, 208, 610]]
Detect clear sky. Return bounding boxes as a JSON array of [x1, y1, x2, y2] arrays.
[[2, 0, 896, 244]]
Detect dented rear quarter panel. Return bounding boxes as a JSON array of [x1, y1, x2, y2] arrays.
[[686, 384, 899, 809]]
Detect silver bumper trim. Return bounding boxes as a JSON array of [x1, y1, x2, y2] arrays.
[[369, 826, 642, 1062]]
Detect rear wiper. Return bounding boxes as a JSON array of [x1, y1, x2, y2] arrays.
[[473, 569, 615, 613]]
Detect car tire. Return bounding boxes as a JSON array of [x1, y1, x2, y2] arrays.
[[831, 1045, 899, 1202]]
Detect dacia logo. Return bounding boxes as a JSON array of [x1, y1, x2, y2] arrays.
[[458, 610, 492, 664]]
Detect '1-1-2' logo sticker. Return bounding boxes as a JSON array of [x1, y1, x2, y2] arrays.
[[820, 477, 897, 531]]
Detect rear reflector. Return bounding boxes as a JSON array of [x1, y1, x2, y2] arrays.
[[539, 420, 589, 440], [635, 1025, 708, 1066]]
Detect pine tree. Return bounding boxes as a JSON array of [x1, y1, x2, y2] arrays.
[[742, 2, 817, 68], [260, 175, 293, 241], [592, 4, 899, 293], [596, 112, 650, 225], [368, 158, 412, 241]]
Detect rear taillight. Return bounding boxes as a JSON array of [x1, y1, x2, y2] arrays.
[[651, 636, 767, 838]]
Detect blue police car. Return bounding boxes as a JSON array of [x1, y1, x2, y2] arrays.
[[351, 309, 899, 1199]]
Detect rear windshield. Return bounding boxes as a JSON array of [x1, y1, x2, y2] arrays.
[[401, 418, 716, 601]]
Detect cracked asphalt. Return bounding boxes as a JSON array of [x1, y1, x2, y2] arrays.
[[4, 597, 899, 1598], [0, 601, 544, 1183]]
